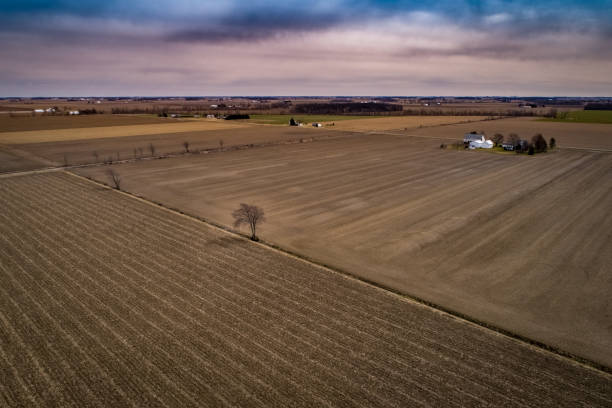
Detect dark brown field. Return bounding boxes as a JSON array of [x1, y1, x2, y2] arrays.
[[1, 172, 610, 407], [0, 114, 176, 132]]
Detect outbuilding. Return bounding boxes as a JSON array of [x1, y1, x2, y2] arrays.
[[502, 142, 515, 151], [464, 133, 493, 149]]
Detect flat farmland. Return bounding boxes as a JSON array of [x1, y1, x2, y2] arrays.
[[405, 117, 612, 150], [0, 119, 248, 144], [0, 114, 177, 133], [2, 126, 354, 171], [77, 134, 612, 367], [325, 115, 487, 132], [1, 172, 611, 407]]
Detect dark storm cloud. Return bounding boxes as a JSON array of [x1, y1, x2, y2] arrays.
[[2, 1, 611, 42], [1, 1, 611, 96]]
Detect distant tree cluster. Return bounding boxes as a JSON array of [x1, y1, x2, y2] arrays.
[[490, 132, 555, 154], [79, 108, 100, 115], [293, 102, 402, 114], [224, 114, 250, 120], [584, 103, 612, 110]]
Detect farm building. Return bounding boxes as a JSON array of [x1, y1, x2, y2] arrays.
[[464, 133, 493, 149], [502, 141, 515, 151], [312, 122, 323, 127]]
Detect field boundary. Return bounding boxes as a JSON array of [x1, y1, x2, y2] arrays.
[[64, 170, 612, 376]]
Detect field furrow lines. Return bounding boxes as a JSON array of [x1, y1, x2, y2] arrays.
[[24, 176, 517, 406], [0, 197, 283, 407], [6, 185, 411, 408], [43, 175, 608, 404], [23, 174, 592, 406], [2, 172, 611, 408], [0, 192, 354, 408], [27, 174, 608, 404], [0, 235, 178, 408], [19, 172, 608, 402]]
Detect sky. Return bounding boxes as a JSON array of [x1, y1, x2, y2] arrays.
[[1, 0, 611, 96]]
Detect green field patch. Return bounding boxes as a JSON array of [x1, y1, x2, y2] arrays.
[[247, 114, 380, 125], [541, 110, 612, 124]]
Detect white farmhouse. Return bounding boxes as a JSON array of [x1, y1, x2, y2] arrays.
[[464, 133, 493, 149]]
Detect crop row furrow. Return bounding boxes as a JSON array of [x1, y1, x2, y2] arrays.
[[10, 180, 424, 408], [0, 194, 297, 408], [26, 176, 524, 408], [33, 172, 592, 402], [0, 229, 202, 408], [0, 188, 360, 408]]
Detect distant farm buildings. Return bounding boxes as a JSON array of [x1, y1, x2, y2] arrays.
[[312, 122, 323, 127], [463, 133, 493, 149]]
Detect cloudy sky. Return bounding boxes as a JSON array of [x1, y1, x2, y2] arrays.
[[1, 0, 611, 96]]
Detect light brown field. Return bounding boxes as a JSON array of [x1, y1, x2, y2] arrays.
[[402, 117, 612, 151], [0, 119, 249, 144], [1, 172, 611, 407], [324, 115, 487, 132], [77, 134, 612, 367], [0, 114, 177, 133], [0, 126, 356, 172]]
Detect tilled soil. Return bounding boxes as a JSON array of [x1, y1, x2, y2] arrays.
[[75, 134, 612, 367], [0, 172, 611, 407]]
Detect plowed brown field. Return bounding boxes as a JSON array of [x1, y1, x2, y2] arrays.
[[400, 117, 612, 151], [1, 172, 610, 407], [76, 134, 612, 367], [7, 126, 355, 169], [324, 115, 487, 132], [0, 114, 177, 133]]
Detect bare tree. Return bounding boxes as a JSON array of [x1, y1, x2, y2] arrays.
[[93, 151, 99, 162], [107, 169, 121, 190], [133, 148, 138, 159], [138, 147, 144, 157], [549, 137, 556, 150], [507, 133, 520, 146], [63, 154, 69, 167], [149, 143, 156, 156], [183, 141, 190, 153], [491, 133, 504, 147], [232, 203, 265, 241], [531, 133, 547, 153], [219, 139, 224, 149]]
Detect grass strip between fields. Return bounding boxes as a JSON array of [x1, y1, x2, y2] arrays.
[[65, 170, 612, 376]]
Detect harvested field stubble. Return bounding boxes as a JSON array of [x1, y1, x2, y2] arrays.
[[1, 126, 356, 172], [326, 115, 488, 132], [0, 120, 248, 144], [0, 114, 177, 133], [76, 134, 612, 367], [1, 172, 611, 407]]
